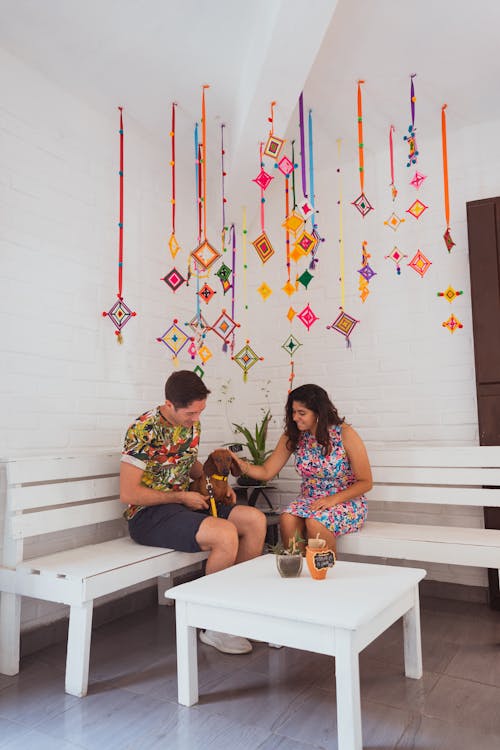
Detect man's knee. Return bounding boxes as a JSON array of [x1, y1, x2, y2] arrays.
[[196, 516, 239, 551]]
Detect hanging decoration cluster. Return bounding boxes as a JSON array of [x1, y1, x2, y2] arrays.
[[102, 107, 136, 343]]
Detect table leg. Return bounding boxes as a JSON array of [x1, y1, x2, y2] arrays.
[[175, 601, 199, 706], [403, 584, 423, 679], [335, 630, 362, 750]]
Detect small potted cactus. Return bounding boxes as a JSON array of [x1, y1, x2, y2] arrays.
[[269, 530, 305, 578]]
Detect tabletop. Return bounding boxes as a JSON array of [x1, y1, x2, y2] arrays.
[[168, 555, 426, 631]]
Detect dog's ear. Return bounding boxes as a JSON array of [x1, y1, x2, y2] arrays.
[[230, 455, 242, 477], [203, 453, 216, 476]]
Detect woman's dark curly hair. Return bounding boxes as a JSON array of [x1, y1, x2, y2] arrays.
[[284, 384, 344, 455]]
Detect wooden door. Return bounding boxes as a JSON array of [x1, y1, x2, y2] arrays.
[[466, 196, 500, 609]]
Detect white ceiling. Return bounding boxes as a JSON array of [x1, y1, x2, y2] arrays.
[[2, 0, 500, 176]]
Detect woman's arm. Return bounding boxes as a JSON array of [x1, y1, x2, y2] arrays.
[[230, 434, 292, 482], [310, 424, 373, 511]]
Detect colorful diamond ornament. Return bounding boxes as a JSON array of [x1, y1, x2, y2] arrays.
[[408, 249, 432, 277], [232, 340, 263, 381], [161, 267, 186, 292], [326, 309, 359, 347], [210, 309, 239, 343], [157, 319, 190, 358], [406, 199, 428, 220], [282, 334, 302, 357], [191, 239, 221, 270], [437, 285, 463, 303], [282, 211, 304, 235], [352, 192, 374, 217], [103, 297, 136, 341], [252, 232, 275, 264], [263, 134, 285, 159], [385, 246, 408, 275], [384, 212, 405, 231], [442, 314, 463, 333], [297, 303, 319, 331], [253, 169, 274, 190]]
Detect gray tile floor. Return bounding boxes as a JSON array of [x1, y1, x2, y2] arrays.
[[0, 594, 499, 749]]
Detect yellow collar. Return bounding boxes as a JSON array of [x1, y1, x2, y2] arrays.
[[211, 473, 228, 481]]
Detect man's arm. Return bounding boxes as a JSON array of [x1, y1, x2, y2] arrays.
[[120, 462, 209, 510]]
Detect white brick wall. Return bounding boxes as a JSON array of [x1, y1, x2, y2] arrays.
[[1, 47, 497, 634]]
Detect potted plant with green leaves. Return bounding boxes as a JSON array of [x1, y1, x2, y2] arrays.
[[232, 409, 272, 486], [269, 530, 305, 578]]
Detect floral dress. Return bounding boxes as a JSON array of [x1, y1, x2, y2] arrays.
[[283, 424, 367, 536]]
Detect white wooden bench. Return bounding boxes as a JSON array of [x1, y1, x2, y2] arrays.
[[0, 452, 208, 697], [338, 446, 500, 577]]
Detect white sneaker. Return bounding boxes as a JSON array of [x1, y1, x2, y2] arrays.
[[199, 629, 253, 654]]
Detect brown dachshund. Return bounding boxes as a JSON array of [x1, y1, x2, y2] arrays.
[[190, 448, 242, 506]]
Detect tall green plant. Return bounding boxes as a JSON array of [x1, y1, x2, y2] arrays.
[[232, 409, 272, 465]]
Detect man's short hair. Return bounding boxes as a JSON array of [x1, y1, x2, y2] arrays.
[[164, 370, 211, 408]]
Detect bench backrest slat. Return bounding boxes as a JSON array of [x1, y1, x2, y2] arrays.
[[8, 476, 120, 512], [369, 447, 500, 468], [5, 453, 120, 485], [9, 499, 123, 540], [369, 484, 500, 507], [372, 465, 500, 487]]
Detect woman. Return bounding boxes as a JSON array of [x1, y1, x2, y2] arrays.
[[231, 384, 372, 553]]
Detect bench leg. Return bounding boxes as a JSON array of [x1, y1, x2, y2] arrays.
[[403, 584, 423, 679], [0, 592, 21, 675], [65, 602, 93, 697], [157, 574, 175, 606]]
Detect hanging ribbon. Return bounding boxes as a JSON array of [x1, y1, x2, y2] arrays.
[[308, 109, 315, 229], [201, 85, 210, 241], [259, 142, 265, 231], [441, 104, 455, 252], [291, 140, 297, 209], [337, 139, 345, 310], [221, 123, 227, 251], [357, 80, 365, 195], [230, 223, 236, 353], [242, 207, 248, 326], [118, 107, 124, 300], [268, 100, 276, 135], [298, 92, 308, 198], [285, 162, 291, 283], [389, 125, 397, 201]]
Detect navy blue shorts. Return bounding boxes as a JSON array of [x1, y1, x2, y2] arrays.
[[128, 503, 235, 553]]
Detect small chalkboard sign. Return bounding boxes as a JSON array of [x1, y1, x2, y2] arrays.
[[313, 551, 336, 570]]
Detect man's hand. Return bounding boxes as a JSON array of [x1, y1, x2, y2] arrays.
[[181, 491, 210, 510]]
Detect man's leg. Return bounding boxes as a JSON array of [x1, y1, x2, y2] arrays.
[[227, 505, 267, 563], [195, 516, 239, 575]]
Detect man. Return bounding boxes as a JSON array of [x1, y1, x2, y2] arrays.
[[120, 370, 267, 654]]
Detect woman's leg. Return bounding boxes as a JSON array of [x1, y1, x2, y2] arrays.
[[304, 517, 337, 554], [280, 513, 306, 552]]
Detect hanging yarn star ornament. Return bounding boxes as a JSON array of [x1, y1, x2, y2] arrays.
[[358, 241, 376, 302], [232, 340, 263, 382], [282, 334, 302, 357], [326, 309, 359, 348], [210, 309, 239, 349], [215, 262, 232, 294], [168, 102, 182, 259], [290, 245, 305, 263], [352, 80, 373, 218], [253, 169, 274, 190], [441, 104, 455, 253], [197, 344, 213, 364], [191, 239, 221, 270], [384, 211, 405, 231], [406, 199, 428, 220], [295, 229, 317, 255], [404, 74, 419, 167], [282, 280, 296, 297], [385, 246, 408, 275], [437, 285, 463, 303], [257, 282, 273, 300], [161, 267, 186, 292], [298, 268, 314, 289], [102, 107, 136, 343], [287, 307, 296, 321], [282, 211, 304, 236], [410, 171, 427, 189], [252, 232, 275, 263], [156, 318, 192, 364], [276, 155, 294, 176], [297, 303, 319, 331], [408, 249, 432, 277], [198, 283, 216, 304], [442, 314, 463, 333]]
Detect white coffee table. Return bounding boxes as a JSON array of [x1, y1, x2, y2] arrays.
[[168, 556, 426, 750]]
